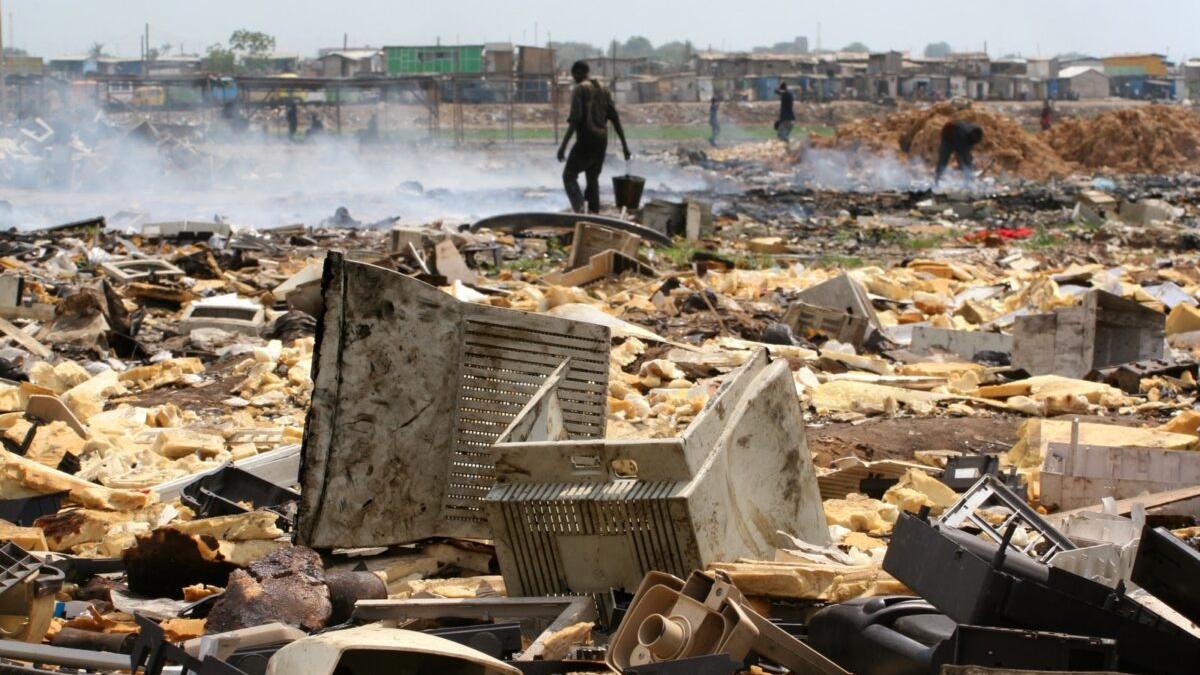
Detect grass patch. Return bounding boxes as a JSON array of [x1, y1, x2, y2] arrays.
[[814, 254, 866, 269], [1023, 227, 1067, 250]]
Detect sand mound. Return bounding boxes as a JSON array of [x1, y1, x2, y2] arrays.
[[1045, 105, 1200, 173], [815, 101, 1072, 180], [704, 140, 802, 165]]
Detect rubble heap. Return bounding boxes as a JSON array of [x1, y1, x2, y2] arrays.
[[1046, 104, 1200, 174], [816, 100, 1073, 179]]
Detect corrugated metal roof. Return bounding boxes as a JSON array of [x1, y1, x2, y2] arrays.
[[1059, 65, 1107, 79]]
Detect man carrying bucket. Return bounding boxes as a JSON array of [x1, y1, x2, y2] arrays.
[[558, 60, 632, 213]]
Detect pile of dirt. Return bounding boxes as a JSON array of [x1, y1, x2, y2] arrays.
[[1045, 105, 1200, 173], [815, 101, 1072, 180], [705, 139, 802, 165]]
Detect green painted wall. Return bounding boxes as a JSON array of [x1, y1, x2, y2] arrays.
[[386, 46, 484, 74]]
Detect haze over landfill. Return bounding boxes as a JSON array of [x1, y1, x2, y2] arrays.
[[2, 3, 1200, 674]]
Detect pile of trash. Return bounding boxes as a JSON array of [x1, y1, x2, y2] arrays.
[[814, 100, 1074, 180], [1047, 104, 1200, 174], [3, 143, 1200, 673]]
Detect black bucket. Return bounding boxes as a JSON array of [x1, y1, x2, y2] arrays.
[[612, 174, 646, 210]]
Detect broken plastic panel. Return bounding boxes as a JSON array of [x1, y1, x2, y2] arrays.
[[0, 491, 67, 527], [1013, 289, 1165, 379], [179, 295, 266, 336], [425, 623, 523, 660], [485, 349, 829, 595], [623, 654, 742, 674], [100, 259, 186, 284], [264, 624, 521, 675], [607, 570, 847, 674], [1040, 439, 1200, 512], [782, 301, 871, 347], [1131, 525, 1200, 626], [883, 511, 1200, 675], [0, 542, 63, 643], [296, 253, 610, 548], [180, 464, 300, 531], [938, 474, 1075, 562], [793, 273, 881, 329]]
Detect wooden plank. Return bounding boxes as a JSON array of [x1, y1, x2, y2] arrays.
[[1046, 484, 1200, 525], [0, 304, 55, 321], [0, 317, 49, 358]]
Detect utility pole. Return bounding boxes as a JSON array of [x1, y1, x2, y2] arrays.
[[0, 0, 6, 122], [143, 22, 150, 76]]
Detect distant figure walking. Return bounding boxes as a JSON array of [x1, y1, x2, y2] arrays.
[[557, 60, 632, 214], [774, 82, 795, 142], [935, 120, 984, 184], [709, 95, 721, 147], [308, 113, 325, 138], [285, 100, 299, 140], [1040, 100, 1054, 131]]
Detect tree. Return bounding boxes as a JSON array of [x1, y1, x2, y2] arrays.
[[227, 29, 276, 73], [753, 36, 808, 54], [654, 40, 694, 66], [843, 42, 870, 53], [2, 47, 28, 57], [620, 36, 654, 58], [205, 43, 235, 73], [553, 41, 604, 69], [87, 42, 107, 58], [229, 30, 275, 57], [923, 42, 952, 58]]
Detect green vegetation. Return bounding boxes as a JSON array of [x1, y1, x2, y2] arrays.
[[1023, 227, 1067, 250], [814, 254, 867, 269]]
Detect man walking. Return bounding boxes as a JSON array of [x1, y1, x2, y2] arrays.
[[774, 81, 796, 142], [709, 94, 721, 147], [558, 61, 631, 213]]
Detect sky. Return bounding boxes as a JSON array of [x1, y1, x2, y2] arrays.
[[5, 0, 1198, 62]]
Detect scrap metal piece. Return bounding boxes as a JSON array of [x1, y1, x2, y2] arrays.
[[264, 624, 521, 675], [470, 212, 672, 246], [0, 640, 128, 671], [1086, 357, 1199, 394], [1131, 525, 1200, 625], [297, 253, 610, 548], [485, 349, 829, 595], [939, 475, 1075, 562], [607, 570, 847, 674], [1013, 289, 1165, 379]]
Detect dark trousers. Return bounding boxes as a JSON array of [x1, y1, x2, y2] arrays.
[[563, 141, 607, 213], [936, 141, 973, 182]]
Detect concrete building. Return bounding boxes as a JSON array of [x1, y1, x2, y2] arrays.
[[316, 49, 382, 77], [1058, 66, 1110, 99], [1103, 53, 1168, 77]]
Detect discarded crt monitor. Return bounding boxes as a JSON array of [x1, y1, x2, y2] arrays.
[[296, 253, 610, 548], [485, 349, 829, 595], [1013, 289, 1165, 379]]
